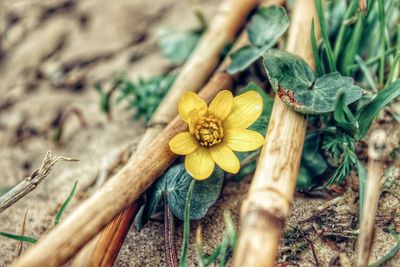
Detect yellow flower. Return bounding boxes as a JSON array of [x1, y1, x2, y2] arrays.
[[169, 90, 265, 180]]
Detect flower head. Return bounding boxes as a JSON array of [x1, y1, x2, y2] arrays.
[[169, 90, 265, 180]]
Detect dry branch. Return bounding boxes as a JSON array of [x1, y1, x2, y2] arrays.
[[356, 130, 387, 267], [0, 151, 78, 214], [71, 0, 262, 265], [232, 0, 319, 266]]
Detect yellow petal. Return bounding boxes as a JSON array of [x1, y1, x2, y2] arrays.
[[185, 147, 215, 180], [225, 128, 265, 152], [178, 92, 207, 123], [223, 91, 263, 129], [208, 90, 233, 120], [169, 132, 199, 155], [210, 145, 240, 174]]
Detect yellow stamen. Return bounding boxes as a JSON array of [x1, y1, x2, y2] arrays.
[[194, 114, 224, 147]]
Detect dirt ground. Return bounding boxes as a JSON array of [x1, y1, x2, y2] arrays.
[[0, 0, 399, 266]]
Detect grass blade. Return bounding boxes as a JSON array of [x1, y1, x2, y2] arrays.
[[356, 55, 378, 92], [378, 0, 386, 84], [54, 180, 78, 226], [311, 19, 324, 76], [0, 232, 37, 244], [333, 0, 359, 60], [356, 78, 400, 138], [342, 12, 364, 75], [370, 240, 400, 267], [315, 0, 336, 72], [179, 179, 196, 267]]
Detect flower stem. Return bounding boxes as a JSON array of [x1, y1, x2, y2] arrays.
[[179, 179, 196, 267], [164, 193, 178, 267]]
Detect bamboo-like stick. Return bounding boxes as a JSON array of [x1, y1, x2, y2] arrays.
[[356, 130, 387, 267], [0, 151, 78, 213], [71, 0, 260, 265], [232, 0, 319, 266], [72, 0, 287, 265]]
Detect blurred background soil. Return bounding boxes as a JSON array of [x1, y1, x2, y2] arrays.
[[0, 0, 399, 266]]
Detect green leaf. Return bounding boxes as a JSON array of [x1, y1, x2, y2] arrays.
[[296, 167, 313, 191], [301, 132, 328, 177], [0, 232, 37, 244], [166, 164, 223, 220], [315, 0, 336, 72], [134, 184, 163, 231], [240, 82, 274, 115], [311, 19, 324, 77], [227, 46, 263, 74], [158, 29, 201, 65], [356, 78, 400, 138], [247, 6, 289, 47], [263, 49, 363, 114], [54, 180, 78, 225], [333, 93, 358, 133], [227, 6, 289, 74]]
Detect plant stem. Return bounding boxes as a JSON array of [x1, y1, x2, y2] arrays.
[[378, 0, 386, 85], [179, 179, 196, 267], [0, 151, 78, 214], [164, 194, 178, 267], [333, 0, 359, 61]]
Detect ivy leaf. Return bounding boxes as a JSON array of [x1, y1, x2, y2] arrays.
[[296, 167, 313, 191], [135, 163, 223, 227], [247, 6, 289, 47], [263, 49, 363, 114], [227, 6, 289, 74], [158, 29, 201, 65], [301, 132, 328, 177], [227, 46, 263, 74], [165, 164, 223, 220]]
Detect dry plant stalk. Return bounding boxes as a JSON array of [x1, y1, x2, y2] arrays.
[[71, 0, 261, 265], [0, 151, 78, 213], [232, 0, 319, 266], [356, 130, 387, 267]]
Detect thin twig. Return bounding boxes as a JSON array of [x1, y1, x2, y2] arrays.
[[356, 130, 387, 267], [0, 151, 78, 213], [17, 209, 29, 257], [164, 193, 178, 267]]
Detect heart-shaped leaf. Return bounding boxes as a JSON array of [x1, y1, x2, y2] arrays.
[[158, 29, 201, 65], [136, 163, 224, 226], [263, 49, 363, 114], [247, 6, 289, 47], [227, 46, 263, 74], [165, 164, 223, 220], [227, 6, 289, 74]]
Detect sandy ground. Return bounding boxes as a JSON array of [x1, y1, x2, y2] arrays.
[[0, 0, 399, 266]]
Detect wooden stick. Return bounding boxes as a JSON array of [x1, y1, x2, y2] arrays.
[[71, 0, 260, 265], [356, 130, 387, 267], [232, 1, 319, 266], [0, 151, 78, 213]]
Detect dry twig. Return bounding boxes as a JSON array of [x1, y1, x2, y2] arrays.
[[0, 151, 78, 213]]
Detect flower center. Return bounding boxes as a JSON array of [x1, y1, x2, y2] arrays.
[[194, 115, 224, 147]]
